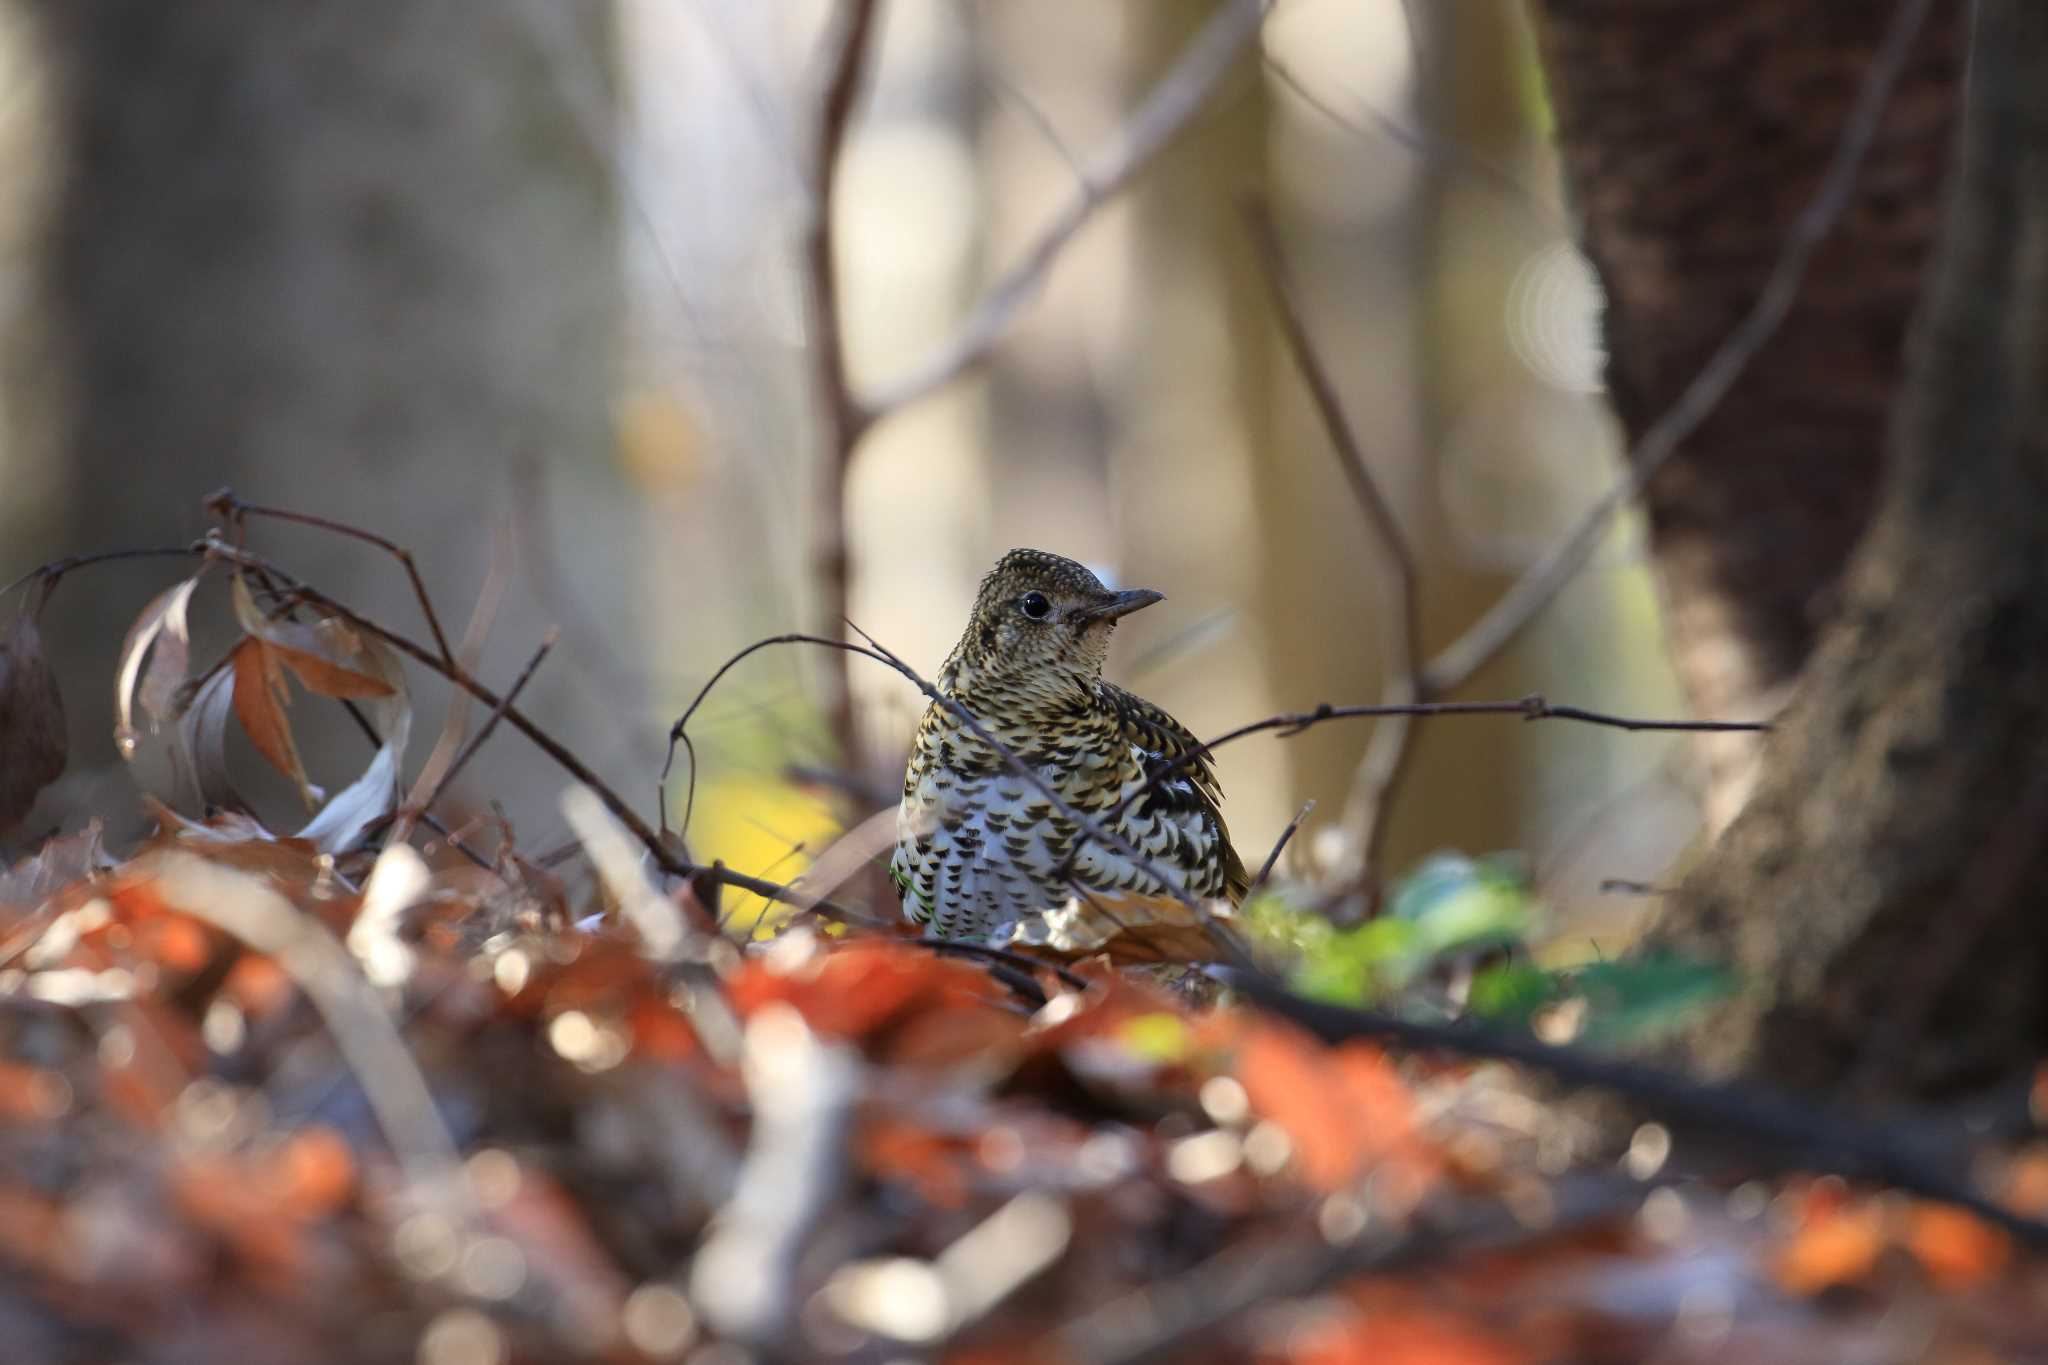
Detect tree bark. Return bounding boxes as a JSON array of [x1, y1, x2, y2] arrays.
[[7, 0, 624, 842], [1650, 0, 2048, 1101], [1528, 0, 1962, 833]]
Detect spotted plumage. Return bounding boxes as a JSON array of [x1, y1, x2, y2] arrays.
[[892, 549, 1248, 940]]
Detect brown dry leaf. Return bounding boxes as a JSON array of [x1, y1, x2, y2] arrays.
[[1903, 1202, 2011, 1289], [0, 821, 106, 912], [115, 573, 202, 746], [263, 1126, 357, 1221], [114, 572, 211, 811], [1771, 1199, 1888, 1295], [1272, 1304, 1531, 1365], [482, 1165, 632, 1315], [230, 635, 316, 809], [1234, 1021, 1424, 1195], [0, 1059, 72, 1124], [220, 573, 413, 845], [292, 626, 409, 854], [179, 667, 244, 811], [2006, 1143, 2048, 1215], [0, 606, 67, 835], [859, 1118, 973, 1208], [0, 1184, 63, 1274], [168, 1150, 315, 1286], [229, 574, 393, 701], [727, 939, 1003, 1041]]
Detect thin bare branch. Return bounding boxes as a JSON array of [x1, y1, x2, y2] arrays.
[[1105, 694, 1769, 838], [392, 530, 511, 845], [208, 488, 457, 669], [859, 0, 1266, 415], [1249, 799, 1313, 894], [1262, 51, 1565, 239], [3, 545, 207, 602], [1421, 0, 1940, 694], [410, 630, 555, 826]]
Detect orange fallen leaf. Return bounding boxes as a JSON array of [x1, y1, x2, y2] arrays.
[[265, 1125, 357, 1220], [2005, 1143, 2048, 1215], [0, 1059, 70, 1124], [1903, 1202, 2010, 1289], [1771, 1200, 1887, 1295], [729, 940, 1001, 1042], [860, 1118, 972, 1208], [1235, 1021, 1426, 1194], [1272, 1305, 1529, 1365]]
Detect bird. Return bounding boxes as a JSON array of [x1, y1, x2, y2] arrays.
[[892, 548, 1248, 941]]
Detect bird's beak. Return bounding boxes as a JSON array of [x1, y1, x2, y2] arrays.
[[1074, 588, 1164, 624]]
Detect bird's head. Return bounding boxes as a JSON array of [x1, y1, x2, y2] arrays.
[[945, 549, 1163, 691]]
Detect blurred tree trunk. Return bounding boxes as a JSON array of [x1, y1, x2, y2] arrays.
[[1114, 2, 1286, 835], [1647, 0, 2048, 1101], [7, 0, 623, 840], [1528, 0, 1962, 834]]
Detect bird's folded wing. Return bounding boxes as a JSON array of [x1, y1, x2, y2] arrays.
[[1003, 887, 1241, 963]]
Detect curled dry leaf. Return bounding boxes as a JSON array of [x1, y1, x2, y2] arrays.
[[0, 605, 67, 835], [229, 574, 395, 702], [179, 669, 243, 812], [222, 574, 409, 849], [294, 626, 409, 854], [230, 635, 316, 810], [113, 573, 206, 810]]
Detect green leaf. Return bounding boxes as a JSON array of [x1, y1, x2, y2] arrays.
[[1296, 918, 1426, 1004], [1467, 962, 1559, 1027], [1571, 955, 1737, 1048], [1388, 852, 1536, 957]]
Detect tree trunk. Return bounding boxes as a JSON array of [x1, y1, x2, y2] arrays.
[[1650, 0, 2048, 1101], [1528, 0, 1962, 833], [8, 0, 624, 842]]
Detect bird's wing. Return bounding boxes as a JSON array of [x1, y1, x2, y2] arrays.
[[1096, 682, 1250, 902]]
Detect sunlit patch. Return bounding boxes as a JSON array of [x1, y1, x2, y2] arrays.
[[687, 774, 842, 938], [1507, 240, 1607, 394]]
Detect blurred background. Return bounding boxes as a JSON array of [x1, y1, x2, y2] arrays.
[[0, 0, 1693, 948]]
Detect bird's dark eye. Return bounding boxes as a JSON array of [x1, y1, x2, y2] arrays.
[[1019, 591, 1052, 620]]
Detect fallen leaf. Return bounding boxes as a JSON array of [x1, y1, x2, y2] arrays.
[[294, 628, 410, 855], [230, 574, 394, 700], [263, 1126, 357, 1220], [860, 1119, 972, 1208], [115, 573, 202, 747], [1903, 1202, 2010, 1289], [729, 940, 1002, 1041], [231, 635, 316, 808], [1273, 1304, 1530, 1365], [114, 573, 208, 810], [1771, 1200, 1887, 1295], [1235, 1021, 1425, 1194]]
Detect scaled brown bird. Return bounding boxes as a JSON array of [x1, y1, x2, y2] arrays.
[[892, 549, 1248, 940]]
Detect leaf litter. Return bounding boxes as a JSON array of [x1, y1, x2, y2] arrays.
[[0, 536, 2042, 1364]]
